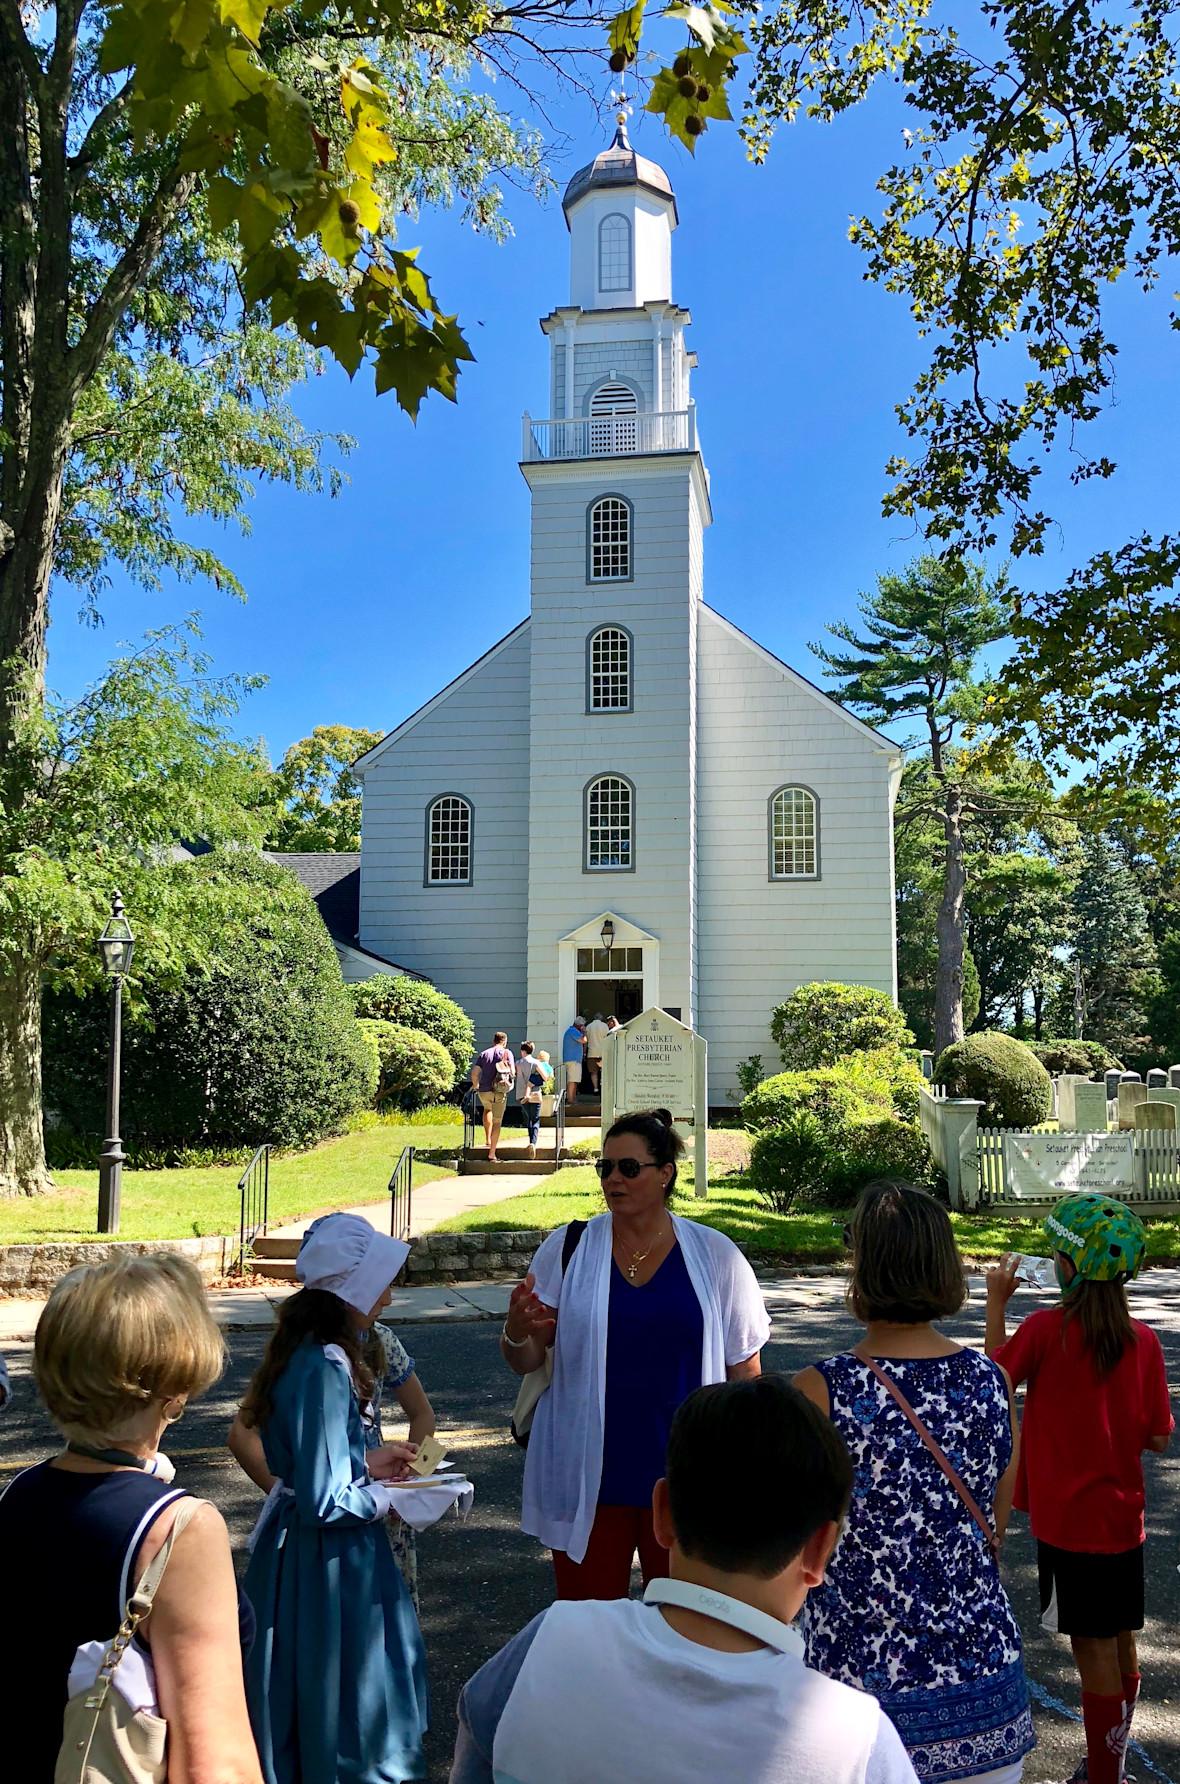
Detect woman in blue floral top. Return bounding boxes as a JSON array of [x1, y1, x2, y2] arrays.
[[795, 1180, 1034, 1784]]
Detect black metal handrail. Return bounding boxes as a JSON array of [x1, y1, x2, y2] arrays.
[[236, 1144, 270, 1274], [462, 1090, 480, 1166], [553, 1085, 567, 1165], [389, 1144, 414, 1242]]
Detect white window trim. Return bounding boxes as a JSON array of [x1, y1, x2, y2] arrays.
[[768, 784, 820, 882], [424, 792, 473, 887]]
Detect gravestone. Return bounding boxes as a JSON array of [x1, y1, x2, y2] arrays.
[[1136, 1100, 1177, 1131], [600, 1008, 708, 1198], [1121, 1071, 1143, 1083], [1169, 1066, 1180, 1089], [1056, 1075, 1093, 1130], [1105, 1070, 1123, 1100], [1118, 1080, 1150, 1129], [1072, 1080, 1111, 1133], [1147, 1068, 1168, 1089], [1142, 1086, 1180, 1120]]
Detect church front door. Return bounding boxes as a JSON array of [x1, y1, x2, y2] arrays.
[[577, 978, 643, 1023]]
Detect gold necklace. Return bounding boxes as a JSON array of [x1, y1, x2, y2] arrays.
[[615, 1223, 668, 1280]]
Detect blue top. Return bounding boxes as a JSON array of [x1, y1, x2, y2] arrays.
[[562, 1024, 585, 1064], [800, 1350, 1033, 1784], [243, 1339, 428, 1784], [598, 1244, 703, 1506], [0, 1462, 185, 1783]]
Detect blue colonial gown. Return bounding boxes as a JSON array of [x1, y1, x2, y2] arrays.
[[244, 1338, 429, 1784]]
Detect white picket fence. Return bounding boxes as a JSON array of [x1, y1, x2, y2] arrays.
[[973, 1127, 1180, 1207]]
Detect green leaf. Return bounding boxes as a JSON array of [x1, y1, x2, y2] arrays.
[[609, 0, 646, 60]]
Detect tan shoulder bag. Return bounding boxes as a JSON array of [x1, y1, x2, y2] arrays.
[[55, 1497, 204, 1784]]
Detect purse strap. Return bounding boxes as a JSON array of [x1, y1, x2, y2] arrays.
[[89, 1497, 205, 1704], [852, 1346, 1000, 1560]]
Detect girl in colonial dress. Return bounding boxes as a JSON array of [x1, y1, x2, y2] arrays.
[[239, 1213, 429, 1784]]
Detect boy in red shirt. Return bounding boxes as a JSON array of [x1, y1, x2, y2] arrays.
[[986, 1194, 1172, 1784]]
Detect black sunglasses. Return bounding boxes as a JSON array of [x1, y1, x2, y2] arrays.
[[595, 1157, 650, 1182]]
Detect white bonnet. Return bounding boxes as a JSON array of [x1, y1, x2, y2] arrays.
[[295, 1213, 410, 1315]]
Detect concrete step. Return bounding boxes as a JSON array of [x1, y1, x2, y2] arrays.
[[253, 1236, 300, 1260], [465, 1146, 559, 1162], [252, 1259, 297, 1281], [557, 1115, 601, 1129], [461, 1159, 559, 1176]]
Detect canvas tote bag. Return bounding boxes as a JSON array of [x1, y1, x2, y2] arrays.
[[510, 1221, 586, 1446], [55, 1496, 204, 1784]]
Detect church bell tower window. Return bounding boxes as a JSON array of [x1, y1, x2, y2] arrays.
[[587, 495, 632, 581], [598, 213, 632, 293], [587, 626, 632, 711], [585, 775, 634, 871]]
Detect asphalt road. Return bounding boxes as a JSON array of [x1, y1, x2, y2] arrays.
[[4, 1274, 1179, 1784]]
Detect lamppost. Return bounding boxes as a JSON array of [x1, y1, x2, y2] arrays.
[[96, 892, 135, 1234]]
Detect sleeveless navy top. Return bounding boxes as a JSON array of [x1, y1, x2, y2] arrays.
[[598, 1244, 704, 1506], [0, 1462, 185, 1783]]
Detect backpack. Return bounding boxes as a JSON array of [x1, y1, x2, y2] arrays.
[[509, 1220, 587, 1448]]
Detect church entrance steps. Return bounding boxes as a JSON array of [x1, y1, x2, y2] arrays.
[[461, 1158, 564, 1176]]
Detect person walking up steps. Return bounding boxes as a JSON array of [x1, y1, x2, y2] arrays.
[[584, 1013, 609, 1095], [471, 1032, 515, 1164], [986, 1196, 1173, 1784], [562, 1016, 587, 1104]]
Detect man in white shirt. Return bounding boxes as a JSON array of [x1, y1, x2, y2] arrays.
[[583, 1012, 609, 1094], [448, 1376, 920, 1784]]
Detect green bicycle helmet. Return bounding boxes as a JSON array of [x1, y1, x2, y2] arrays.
[[1044, 1193, 1146, 1283]]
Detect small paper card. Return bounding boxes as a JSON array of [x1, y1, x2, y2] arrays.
[[407, 1433, 448, 1477]]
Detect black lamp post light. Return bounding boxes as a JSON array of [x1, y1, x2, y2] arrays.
[[96, 891, 135, 1235], [600, 917, 615, 955]]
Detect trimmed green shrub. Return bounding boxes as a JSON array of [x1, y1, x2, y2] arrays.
[[348, 975, 475, 1079], [1030, 1039, 1121, 1079], [745, 1112, 830, 1212], [43, 853, 376, 1161], [935, 1032, 1052, 1128], [358, 1019, 454, 1111], [827, 1116, 936, 1201], [770, 982, 914, 1070], [742, 1067, 886, 1137]]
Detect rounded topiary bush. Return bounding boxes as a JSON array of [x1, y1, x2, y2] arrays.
[[935, 1032, 1052, 1128], [741, 1068, 884, 1137], [770, 982, 914, 1070], [43, 852, 376, 1160], [359, 1019, 454, 1111], [348, 975, 475, 1079], [826, 1117, 936, 1202]]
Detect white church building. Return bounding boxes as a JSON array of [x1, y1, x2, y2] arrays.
[[353, 126, 901, 1099]]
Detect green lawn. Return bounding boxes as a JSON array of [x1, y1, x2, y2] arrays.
[[0, 1124, 459, 1244], [433, 1168, 1180, 1266]]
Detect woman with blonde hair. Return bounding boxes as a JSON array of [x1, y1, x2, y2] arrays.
[[0, 1250, 262, 1784]]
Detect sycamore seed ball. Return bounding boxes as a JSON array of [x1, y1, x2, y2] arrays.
[[673, 53, 691, 75], [685, 112, 705, 134], [677, 73, 697, 96], [609, 50, 627, 71], [696, 81, 711, 99], [338, 199, 362, 229]]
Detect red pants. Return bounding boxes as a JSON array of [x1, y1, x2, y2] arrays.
[[551, 1504, 671, 1600]]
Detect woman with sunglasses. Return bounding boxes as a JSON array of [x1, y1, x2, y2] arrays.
[[501, 1108, 770, 1599]]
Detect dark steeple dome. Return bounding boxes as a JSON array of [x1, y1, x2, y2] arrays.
[[561, 117, 678, 226]]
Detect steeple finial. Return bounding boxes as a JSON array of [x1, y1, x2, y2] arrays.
[[612, 111, 631, 150]]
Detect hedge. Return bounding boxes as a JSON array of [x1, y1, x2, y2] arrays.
[[935, 1032, 1052, 1128], [358, 1019, 455, 1111], [348, 975, 475, 1079]]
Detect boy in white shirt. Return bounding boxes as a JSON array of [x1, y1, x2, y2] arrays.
[[449, 1376, 919, 1784]]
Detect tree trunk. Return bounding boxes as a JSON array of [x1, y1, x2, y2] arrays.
[[1033, 988, 1044, 1040], [0, 950, 54, 1195], [934, 786, 967, 1055]]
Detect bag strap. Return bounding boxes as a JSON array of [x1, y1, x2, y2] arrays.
[[852, 1346, 1000, 1560], [560, 1219, 587, 1275], [126, 1495, 203, 1618]]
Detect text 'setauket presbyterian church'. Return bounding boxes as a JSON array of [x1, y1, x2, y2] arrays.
[[351, 125, 901, 1099]]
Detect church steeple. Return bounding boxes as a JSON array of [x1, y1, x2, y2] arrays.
[[562, 117, 678, 311]]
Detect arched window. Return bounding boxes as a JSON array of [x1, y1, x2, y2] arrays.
[[587, 495, 631, 581], [585, 775, 634, 871], [598, 213, 633, 292], [425, 794, 472, 884], [587, 626, 632, 711], [589, 383, 638, 454], [769, 786, 819, 880]]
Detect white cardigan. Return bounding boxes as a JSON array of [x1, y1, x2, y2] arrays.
[[520, 1212, 771, 1563]]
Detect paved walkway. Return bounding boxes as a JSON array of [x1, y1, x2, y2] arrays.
[[267, 1171, 545, 1244]]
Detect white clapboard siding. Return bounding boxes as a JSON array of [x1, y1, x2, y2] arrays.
[[694, 606, 899, 1098], [357, 626, 532, 1049]]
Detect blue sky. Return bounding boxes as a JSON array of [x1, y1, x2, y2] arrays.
[[47, 73, 1180, 764]]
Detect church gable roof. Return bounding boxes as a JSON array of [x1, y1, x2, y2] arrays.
[[700, 606, 900, 756], [351, 618, 531, 774]]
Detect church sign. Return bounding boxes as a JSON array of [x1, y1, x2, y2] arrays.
[[1003, 1132, 1135, 1200], [601, 1009, 708, 1198]]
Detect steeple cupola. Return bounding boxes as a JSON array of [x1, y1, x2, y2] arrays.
[[562, 118, 678, 311]]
